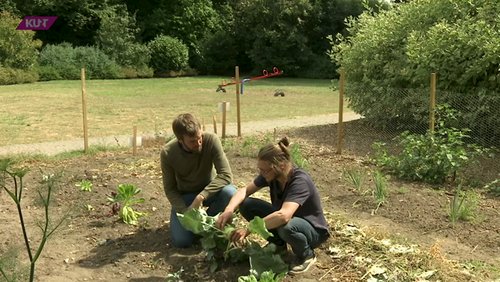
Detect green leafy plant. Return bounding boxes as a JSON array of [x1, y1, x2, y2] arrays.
[[177, 208, 288, 277], [76, 179, 93, 192], [449, 186, 479, 224], [290, 143, 308, 169], [373, 105, 487, 184], [373, 170, 388, 208], [238, 270, 286, 282], [239, 133, 274, 157], [107, 184, 146, 225], [165, 267, 184, 282], [343, 168, 365, 191], [484, 179, 500, 197], [0, 159, 66, 282]]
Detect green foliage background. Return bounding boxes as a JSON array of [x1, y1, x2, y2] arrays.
[[333, 0, 500, 143]]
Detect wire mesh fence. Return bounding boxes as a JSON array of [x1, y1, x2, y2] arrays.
[[339, 76, 499, 184]]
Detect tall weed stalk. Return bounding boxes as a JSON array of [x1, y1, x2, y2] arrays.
[[0, 159, 66, 282]]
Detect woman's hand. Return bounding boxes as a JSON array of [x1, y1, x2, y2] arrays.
[[230, 228, 250, 243], [216, 210, 233, 229]]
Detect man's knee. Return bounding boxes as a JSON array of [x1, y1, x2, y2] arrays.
[[171, 233, 193, 248], [220, 184, 237, 202]]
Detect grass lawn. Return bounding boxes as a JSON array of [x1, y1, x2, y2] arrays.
[[0, 77, 342, 146]]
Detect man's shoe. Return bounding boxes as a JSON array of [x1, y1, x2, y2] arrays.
[[289, 254, 316, 274]]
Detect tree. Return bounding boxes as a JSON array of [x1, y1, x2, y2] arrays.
[[232, 0, 315, 76], [126, 0, 222, 67], [13, 0, 111, 46], [0, 0, 19, 15], [95, 4, 151, 71], [0, 11, 40, 84]]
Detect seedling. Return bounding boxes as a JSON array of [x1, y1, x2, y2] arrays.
[[373, 171, 388, 208], [238, 270, 286, 282], [76, 179, 93, 192], [166, 267, 184, 282], [343, 168, 365, 191], [449, 186, 479, 224], [107, 184, 146, 225], [484, 179, 499, 197], [290, 143, 308, 169]]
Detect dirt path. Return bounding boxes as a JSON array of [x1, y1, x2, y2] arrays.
[[0, 113, 361, 156]]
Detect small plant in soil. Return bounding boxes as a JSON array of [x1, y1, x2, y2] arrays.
[[107, 183, 146, 225], [373, 170, 388, 208], [75, 179, 93, 192], [449, 186, 479, 224], [343, 168, 365, 191], [0, 159, 66, 282], [484, 178, 500, 197], [238, 270, 286, 282], [165, 266, 184, 282], [290, 143, 308, 169]]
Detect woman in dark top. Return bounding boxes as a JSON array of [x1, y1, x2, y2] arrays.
[[216, 137, 330, 274]]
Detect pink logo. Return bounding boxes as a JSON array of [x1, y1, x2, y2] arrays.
[[17, 16, 58, 30]]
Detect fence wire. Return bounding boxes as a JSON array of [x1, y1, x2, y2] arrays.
[[341, 82, 499, 184]]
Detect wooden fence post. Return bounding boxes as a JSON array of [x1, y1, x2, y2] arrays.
[[213, 115, 217, 134], [222, 102, 227, 139], [336, 69, 345, 154], [429, 73, 437, 133], [132, 126, 137, 156], [235, 66, 242, 137], [81, 67, 89, 153]]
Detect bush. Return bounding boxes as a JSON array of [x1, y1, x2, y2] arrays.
[[38, 43, 122, 80], [373, 105, 487, 184], [0, 67, 38, 84], [120, 66, 154, 79], [148, 35, 189, 74], [38, 43, 79, 79], [37, 65, 62, 81], [73, 46, 121, 79], [333, 0, 500, 142]]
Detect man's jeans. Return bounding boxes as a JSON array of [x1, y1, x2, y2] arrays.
[[169, 184, 237, 248], [239, 197, 328, 259]]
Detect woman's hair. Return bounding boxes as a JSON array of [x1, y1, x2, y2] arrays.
[[258, 136, 291, 167], [172, 113, 201, 140]]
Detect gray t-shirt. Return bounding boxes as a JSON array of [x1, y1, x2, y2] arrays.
[[254, 167, 329, 233]]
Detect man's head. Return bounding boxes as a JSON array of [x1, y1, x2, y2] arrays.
[[172, 113, 203, 153]]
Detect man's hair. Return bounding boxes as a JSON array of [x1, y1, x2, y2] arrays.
[[172, 113, 201, 140]]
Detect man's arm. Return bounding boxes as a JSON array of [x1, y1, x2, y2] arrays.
[[200, 134, 232, 199], [160, 149, 187, 213]]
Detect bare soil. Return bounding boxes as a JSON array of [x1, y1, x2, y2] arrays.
[[0, 121, 499, 282]]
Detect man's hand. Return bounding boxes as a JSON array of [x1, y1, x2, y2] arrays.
[[216, 210, 233, 229], [187, 194, 205, 210], [230, 228, 250, 243]]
